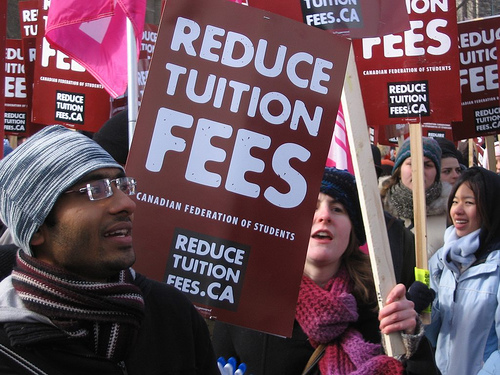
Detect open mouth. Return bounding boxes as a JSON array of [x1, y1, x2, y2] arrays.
[[312, 231, 332, 240], [104, 228, 131, 238]]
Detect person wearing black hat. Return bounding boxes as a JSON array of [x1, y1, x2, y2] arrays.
[[433, 137, 464, 186], [371, 144, 383, 180], [93, 110, 129, 166], [213, 167, 426, 375]]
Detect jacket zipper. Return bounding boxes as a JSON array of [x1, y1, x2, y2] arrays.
[[117, 361, 128, 375]]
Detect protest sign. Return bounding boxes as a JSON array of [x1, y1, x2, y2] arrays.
[[353, 0, 461, 144], [498, 39, 500, 106], [126, 0, 350, 337], [138, 24, 158, 106], [452, 16, 500, 141], [17, 0, 45, 137], [31, 0, 110, 132], [19, 0, 38, 38], [110, 23, 159, 116], [0, 0, 5, 155], [4, 39, 29, 136], [379, 122, 454, 145], [246, 0, 409, 38]]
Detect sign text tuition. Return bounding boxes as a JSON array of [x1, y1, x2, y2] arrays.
[[127, 0, 349, 336], [145, 16, 336, 209]]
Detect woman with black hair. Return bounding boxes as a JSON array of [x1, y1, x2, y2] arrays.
[[426, 167, 500, 375]]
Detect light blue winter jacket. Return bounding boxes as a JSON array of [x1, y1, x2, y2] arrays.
[[426, 226, 500, 375]]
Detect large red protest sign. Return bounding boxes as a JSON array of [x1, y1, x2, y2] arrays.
[[126, 0, 350, 337], [4, 39, 29, 136], [353, 0, 461, 144], [377, 122, 454, 146], [19, 0, 39, 38], [247, 0, 409, 38], [498, 39, 500, 106], [451, 16, 500, 141], [31, 0, 110, 132], [138, 24, 158, 106], [110, 23, 159, 116], [0, 0, 5, 156], [17, 0, 44, 137]]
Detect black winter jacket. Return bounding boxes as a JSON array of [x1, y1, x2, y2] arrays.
[[0, 272, 219, 375]]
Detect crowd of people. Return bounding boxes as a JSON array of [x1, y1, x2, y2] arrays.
[[0, 115, 499, 375]]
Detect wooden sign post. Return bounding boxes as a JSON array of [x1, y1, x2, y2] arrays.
[[468, 139, 476, 167], [409, 123, 431, 324], [484, 135, 496, 173], [342, 46, 405, 357]]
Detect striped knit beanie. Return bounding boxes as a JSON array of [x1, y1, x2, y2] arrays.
[[320, 167, 366, 245], [392, 136, 442, 180], [0, 125, 123, 256]]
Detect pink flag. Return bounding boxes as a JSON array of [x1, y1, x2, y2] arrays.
[[45, 0, 146, 98], [326, 103, 354, 174], [327, 104, 366, 252]]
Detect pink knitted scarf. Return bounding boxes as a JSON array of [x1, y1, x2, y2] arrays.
[[296, 266, 403, 375]]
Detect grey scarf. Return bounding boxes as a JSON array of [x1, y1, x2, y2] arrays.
[[388, 181, 443, 220]]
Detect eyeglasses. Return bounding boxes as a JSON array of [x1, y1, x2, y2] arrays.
[[65, 177, 137, 201]]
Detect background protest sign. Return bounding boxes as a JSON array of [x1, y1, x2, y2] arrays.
[[137, 24, 158, 106], [452, 16, 500, 141], [4, 39, 29, 136], [31, 0, 110, 133], [126, 0, 350, 337], [0, 0, 5, 156], [17, 0, 44, 137], [110, 23, 159, 116], [246, 0, 409, 38], [353, 0, 461, 144], [377, 121, 454, 145]]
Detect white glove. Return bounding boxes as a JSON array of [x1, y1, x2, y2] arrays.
[[217, 357, 247, 375]]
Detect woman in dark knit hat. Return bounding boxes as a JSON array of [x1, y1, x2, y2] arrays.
[[433, 137, 465, 186], [380, 137, 451, 259], [213, 167, 426, 375]]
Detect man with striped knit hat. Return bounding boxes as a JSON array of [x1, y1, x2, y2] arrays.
[[0, 125, 218, 374]]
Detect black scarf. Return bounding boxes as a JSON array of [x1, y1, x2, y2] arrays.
[[10, 251, 145, 361]]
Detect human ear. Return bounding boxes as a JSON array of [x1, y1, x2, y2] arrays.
[[30, 226, 46, 246]]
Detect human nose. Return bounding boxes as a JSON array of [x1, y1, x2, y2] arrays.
[[109, 184, 136, 215], [315, 202, 332, 223], [452, 202, 464, 215]]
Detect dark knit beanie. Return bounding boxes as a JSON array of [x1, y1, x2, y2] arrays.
[[392, 137, 442, 180], [93, 110, 129, 165], [434, 137, 465, 165], [320, 167, 366, 245], [371, 144, 382, 178], [0, 125, 123, 255], [3, 139, 13, 157]]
